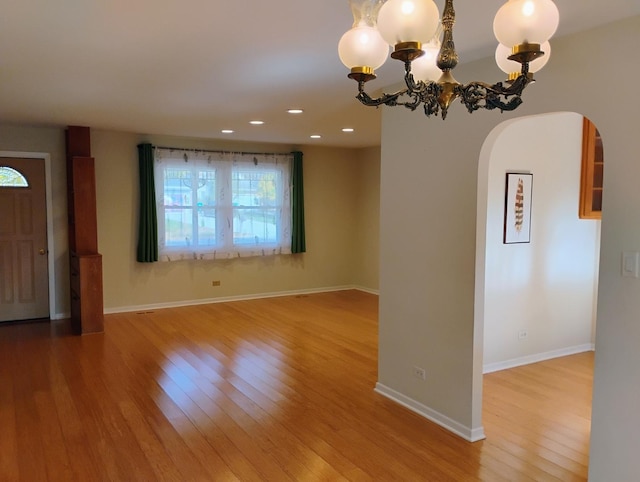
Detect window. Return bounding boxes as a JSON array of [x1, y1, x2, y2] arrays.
[[0, 166, 28, 187], [162, 165, 217, 248], [232, 168, 281, 245], [154, 148, 292, 260]]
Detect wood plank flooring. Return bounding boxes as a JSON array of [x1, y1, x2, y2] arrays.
[[0, 290, 592, 481]]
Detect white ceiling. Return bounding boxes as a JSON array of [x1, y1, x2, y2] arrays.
[[0, 1, 638, 148]]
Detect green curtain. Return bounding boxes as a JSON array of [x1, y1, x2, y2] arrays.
[[291, 151, 306, 253], [137, 143, 158, 262]]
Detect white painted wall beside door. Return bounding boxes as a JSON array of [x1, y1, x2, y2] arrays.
[[0, 157, 49, 321]]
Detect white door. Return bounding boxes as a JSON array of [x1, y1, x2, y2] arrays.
[[0, 158, 49, 322]]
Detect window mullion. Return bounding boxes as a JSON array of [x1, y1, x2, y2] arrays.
[[192, 166, 199, 247], [219, 163, 231, 251]]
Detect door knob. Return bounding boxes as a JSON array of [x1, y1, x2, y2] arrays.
[[39, 248, 46, 255]]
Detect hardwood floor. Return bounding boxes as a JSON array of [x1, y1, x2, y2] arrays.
[[0, 290, 592, 481]]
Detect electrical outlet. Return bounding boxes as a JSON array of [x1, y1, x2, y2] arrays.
[[412, 366, 426, 380], [518, 329, 528, 340], [211, 280, 221, 286]]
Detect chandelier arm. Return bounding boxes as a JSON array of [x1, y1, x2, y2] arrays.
[[401, 92, 423, 111], [458, 75, 531, 113], [401, 63, 429, 111], [405, 70, 425, 93], [355, 72, 427, 110], [468, 73, 531, 97], [406, 74, 442, 117], [356, 88, 407, 108], [356, 90, 429, 112]]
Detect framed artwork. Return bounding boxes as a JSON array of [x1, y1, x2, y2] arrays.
[[503, 172, 533, 244]]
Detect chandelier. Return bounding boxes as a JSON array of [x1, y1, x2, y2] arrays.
[[338, 0, 559, 119]]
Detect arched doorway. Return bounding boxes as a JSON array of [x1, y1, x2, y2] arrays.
[[476, 112, 600, 373], [475, 113, 602, 462]]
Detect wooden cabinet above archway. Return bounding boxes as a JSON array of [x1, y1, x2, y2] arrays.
[[579, 117, 603, 219]]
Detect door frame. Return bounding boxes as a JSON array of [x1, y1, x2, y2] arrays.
[[0, 150, 55, 320]]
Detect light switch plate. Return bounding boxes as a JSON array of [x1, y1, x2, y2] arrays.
[[622, 252, 639, 278]]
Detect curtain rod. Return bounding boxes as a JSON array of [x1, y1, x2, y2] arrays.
[[153, 145, 294, 157]]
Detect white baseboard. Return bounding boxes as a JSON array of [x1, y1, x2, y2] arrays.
[[374, 383, 486, 443], [352, 285, 380, 295], [483, 343, 595, 374], [103, 285, 377, 315], [53, 312, 70, 321]]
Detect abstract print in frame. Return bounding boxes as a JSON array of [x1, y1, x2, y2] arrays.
[[503, 172, 533, 244]]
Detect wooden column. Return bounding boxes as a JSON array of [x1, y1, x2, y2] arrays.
[[66, 126, 104, 334]]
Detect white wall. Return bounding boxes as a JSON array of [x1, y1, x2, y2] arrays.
[[378, 16, 640, 477], [479, 112, 599, 372], [353, 146, 381, 292]]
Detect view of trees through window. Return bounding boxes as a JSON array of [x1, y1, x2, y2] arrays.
[[161, 166, 281, 249], [163, 168, 216, 247], [232, 169, 278, 245]]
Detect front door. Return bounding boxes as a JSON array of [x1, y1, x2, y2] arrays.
[[0, 158, 49, 322]]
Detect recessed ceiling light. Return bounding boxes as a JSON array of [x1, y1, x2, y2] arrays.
[[249, 120, 264, 125], [342, 128, 354, 133], [288, 109, 304, 114], [221, 129, 234, 134], [310, 134, 321, 139]]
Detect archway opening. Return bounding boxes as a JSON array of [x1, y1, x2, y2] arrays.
[[475, 111, 602, 456]]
